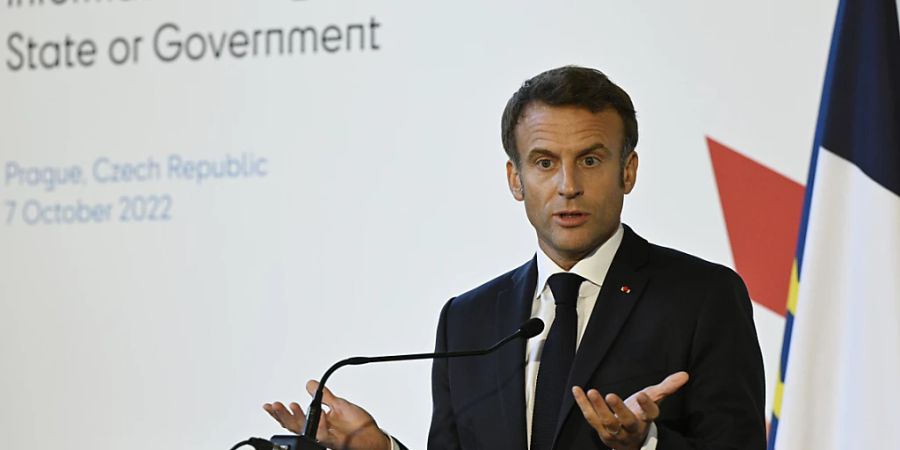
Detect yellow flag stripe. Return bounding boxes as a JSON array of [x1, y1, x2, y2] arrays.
[[773, 379, 785, 418], [771, 259, 799, 425], [787, 261, 800, 315]]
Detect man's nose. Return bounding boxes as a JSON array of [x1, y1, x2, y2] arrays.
[[557, 162, 583, 198]]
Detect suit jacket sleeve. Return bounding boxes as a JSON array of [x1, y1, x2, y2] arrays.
[[655, 265, 767, 450], [427, 298, 462, 450]]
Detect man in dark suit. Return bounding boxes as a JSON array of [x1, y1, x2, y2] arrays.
[[428, 225, 765, 450], [265, 66, 766, 450]]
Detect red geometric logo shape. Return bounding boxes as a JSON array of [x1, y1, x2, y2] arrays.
[[708, 137, 805, 317]]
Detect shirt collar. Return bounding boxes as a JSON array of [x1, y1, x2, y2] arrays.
[[534, 223, 625, 299]]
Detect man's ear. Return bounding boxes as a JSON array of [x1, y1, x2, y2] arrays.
[[623, 151, 638, 194], [507, 160, 524, 201]]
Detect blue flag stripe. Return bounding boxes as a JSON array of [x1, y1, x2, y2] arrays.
[[820, 0, 900, 197]]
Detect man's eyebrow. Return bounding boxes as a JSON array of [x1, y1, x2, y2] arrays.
[[577, 144, 611, 156], [526, 144, 611, 158], [526, 148, 556, 158]]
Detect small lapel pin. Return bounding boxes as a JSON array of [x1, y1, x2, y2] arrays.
[[620, 285, 632, 294]]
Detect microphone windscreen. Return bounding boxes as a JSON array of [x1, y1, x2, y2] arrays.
[[519, 318, 545, 338]]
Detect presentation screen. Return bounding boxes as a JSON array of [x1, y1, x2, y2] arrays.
[[1, 1, 837, 449]]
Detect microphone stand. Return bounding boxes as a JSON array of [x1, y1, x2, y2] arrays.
[[233, 318, 544, 450]]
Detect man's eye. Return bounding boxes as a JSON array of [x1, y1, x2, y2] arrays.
[[537, 159, 553, 169], [583, 156, 600, 166]]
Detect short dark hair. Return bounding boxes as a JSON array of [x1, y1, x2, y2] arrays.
[[501, 66, 638, 167]]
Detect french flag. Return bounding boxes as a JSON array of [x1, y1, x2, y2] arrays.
[[770, 0, 900, 449]]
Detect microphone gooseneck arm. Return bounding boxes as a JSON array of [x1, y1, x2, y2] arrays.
[[302, 317, 544, 439]]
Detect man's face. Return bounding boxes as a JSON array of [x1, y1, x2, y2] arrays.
[[506, 103, 638, 269]]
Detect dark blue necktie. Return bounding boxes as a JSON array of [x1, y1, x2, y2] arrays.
[[531, 272, 584, 450]]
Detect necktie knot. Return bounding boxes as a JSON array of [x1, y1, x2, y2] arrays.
[[547, 272, 585, 308]]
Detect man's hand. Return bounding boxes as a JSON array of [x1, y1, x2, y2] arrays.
[[572, 371, 689, 450], [263, 380, 392, 450]]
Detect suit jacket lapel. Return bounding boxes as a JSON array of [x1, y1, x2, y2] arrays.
[[495, 257, 537, 450], [553, 225, 652, 442]]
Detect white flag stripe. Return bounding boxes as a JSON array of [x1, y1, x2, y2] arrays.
[[774, 147, 900, 450]]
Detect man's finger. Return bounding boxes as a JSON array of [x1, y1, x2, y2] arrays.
[[605, 394, 639, 433], [289, 402, 307, 420], [586, 390, 615, 420], [270, 402, 294, 426], [263, 403, 281, 423], [573, 386, 605, 431], [587, 390, 623, 438], [643, 371, 689, 402], [306, 380, 320, 398], [635, 392, 660, 421], [305, 380, 341, 406], [306, 379, 347, 417], [321, 386, 342, 409], [272, 401, 289, 417]]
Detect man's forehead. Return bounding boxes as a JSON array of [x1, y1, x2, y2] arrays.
[[518, 103, 622, 127], [515, 103, 625, 146]]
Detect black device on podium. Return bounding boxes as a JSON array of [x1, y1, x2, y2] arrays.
[[231, 318, 544, 450], [269, 434, 323, 450]]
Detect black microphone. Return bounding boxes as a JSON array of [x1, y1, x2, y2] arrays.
[[245, 318, 544, 450]]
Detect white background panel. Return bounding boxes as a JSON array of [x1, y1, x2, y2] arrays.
[[0, 1, 840, 448]]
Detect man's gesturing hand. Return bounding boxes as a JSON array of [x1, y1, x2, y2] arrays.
[[572, 371, 689, 450], [263, 380, 391, 450]]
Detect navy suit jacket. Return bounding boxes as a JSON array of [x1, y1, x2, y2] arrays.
[[426, 225, 766, 450]]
